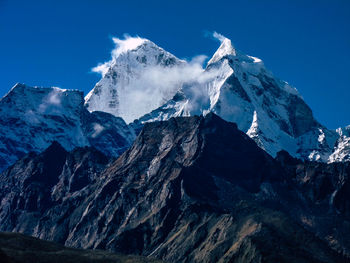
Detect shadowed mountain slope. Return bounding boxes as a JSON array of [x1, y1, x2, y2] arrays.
[[0, 114, 349, 262], [0, 232, 164, 263]]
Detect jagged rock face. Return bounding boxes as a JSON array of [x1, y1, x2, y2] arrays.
[[82, 110, 135, 157], [1, 114, 349, 262], [0, 143, 110, 236], [0, 83, 135, 172], [275, 150, 350, 254]]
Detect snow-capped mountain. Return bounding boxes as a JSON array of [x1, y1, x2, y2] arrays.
[[0, 34, 348, 166], [85, 36, 186, 123], [0, 83, 135, 171], [86, 34, 349, 162]]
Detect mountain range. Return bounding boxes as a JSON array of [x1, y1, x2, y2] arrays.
[[0, 33, 350, 262], [1, 34, 349, 172], [85, 34, 349, 163]]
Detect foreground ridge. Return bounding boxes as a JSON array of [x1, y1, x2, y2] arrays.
[[0, 232, 164, 263], [0, 114, 349, 262]]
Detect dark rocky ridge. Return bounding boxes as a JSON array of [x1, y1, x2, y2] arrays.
[[0, 113, 350, 262], [0, 232, 164, 263]]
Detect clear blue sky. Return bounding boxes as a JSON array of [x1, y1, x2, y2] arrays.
[[0, 0, 349, 128]]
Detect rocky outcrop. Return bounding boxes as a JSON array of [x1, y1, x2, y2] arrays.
[[0, 143, 111, 239], [1, 114, 349, 262]]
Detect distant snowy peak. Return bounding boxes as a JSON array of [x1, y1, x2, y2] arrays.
[[0, 83, 85, 170], [0, 83, 135, 172], [2, 83, 83, 115], [85, 33, 350, 163], [85, 36, 185, 123]]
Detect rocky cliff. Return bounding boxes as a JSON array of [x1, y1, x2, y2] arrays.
[[1, 114, 349, 262]]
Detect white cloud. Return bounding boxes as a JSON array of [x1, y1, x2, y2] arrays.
[[24, 110, 40, 124], [213, 31, 226, 43], [92, 34, 147, 76], [111, 35, 146, 57], [91, 63, 110, 76], [39, 88, 64, 113], [47, 88, 62, 105], [113, 57, 221, 122], [189, 55, 208, 66]]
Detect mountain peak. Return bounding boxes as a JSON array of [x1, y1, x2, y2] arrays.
[[2, 83, 26, 99], [86, 36, 184, 123], [0, 83, 84, 114], [42, 141, 67, 156], [2, 83, 79, 99], [111, 36, 148, 58], [208, 34, 236, 65]]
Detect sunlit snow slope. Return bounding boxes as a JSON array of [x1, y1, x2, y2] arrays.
[[86, 33, 349, 162], [85, 36, 186, 123]]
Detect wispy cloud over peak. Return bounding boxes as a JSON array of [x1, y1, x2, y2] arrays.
[[213, 31, 227, 43], [92, 34, 148, 76], [111, 35, 147, 57]]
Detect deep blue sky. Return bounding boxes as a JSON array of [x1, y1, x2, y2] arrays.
[[0, 0, 349, 128]]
